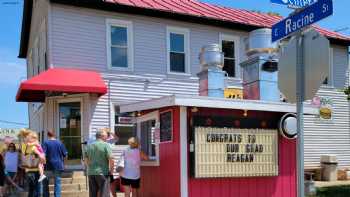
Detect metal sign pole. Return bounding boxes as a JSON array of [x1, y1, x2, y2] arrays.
[[296, 30, 305, 197]]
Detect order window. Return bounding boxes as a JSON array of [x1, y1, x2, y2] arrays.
[[137, 111, 160, 166]]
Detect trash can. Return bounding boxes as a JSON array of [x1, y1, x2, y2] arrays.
[[305, 180, 316, 196], [304, 172, 316, 196], [321, 155, 338, 181]]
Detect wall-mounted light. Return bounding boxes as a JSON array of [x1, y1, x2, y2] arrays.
[[243, 110, 248, 117], [137, 111, 141, 117]]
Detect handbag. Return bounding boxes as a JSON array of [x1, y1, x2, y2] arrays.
[[115, 156, 124, 173], [21, 145, 40, 168]]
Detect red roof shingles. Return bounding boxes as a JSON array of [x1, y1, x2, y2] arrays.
[[105, 0, 350, 41]]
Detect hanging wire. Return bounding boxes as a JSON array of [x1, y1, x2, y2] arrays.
[[0, 119, 28, 126]]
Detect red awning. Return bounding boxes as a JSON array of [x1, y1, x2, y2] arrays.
[[16, 68, 107, 102]]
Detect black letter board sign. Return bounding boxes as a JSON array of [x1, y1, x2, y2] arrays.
[[160, 111, 172, 142]]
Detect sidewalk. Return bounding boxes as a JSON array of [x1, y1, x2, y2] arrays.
[[315, 180, 350, 188]]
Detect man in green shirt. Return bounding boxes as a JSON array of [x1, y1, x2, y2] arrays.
[[85, 130, 114, 197]]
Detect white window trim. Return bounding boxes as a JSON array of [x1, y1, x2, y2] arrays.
[[106, 18, 134, 71], [166, 26, 191, 75], [137, 110, 160, 166], [219, 33, 240, 79]]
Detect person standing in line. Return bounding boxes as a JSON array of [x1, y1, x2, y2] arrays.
[[120, 137, 148, 197], [4, 143, 19, 194], [42, 130, 68, 197], [25, 132, 46, 182], [85, 130, 114, 197], [21, 131, 45, 197]]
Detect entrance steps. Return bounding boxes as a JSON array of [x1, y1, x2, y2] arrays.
[[49, 171, 88, 197], [15, 171, 125, 197]]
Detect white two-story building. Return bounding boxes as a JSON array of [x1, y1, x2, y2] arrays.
[[17, 0, 350, 169]]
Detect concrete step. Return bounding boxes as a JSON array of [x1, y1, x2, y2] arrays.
[[50, 190, 89, 197], [49, 177, 87, 184], [49, 183, 87, 191]]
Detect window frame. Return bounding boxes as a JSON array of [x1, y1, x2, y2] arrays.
[[166, 26, 190, 75], [136, 111, 160, 166], [219, 33, 240, 79], [106, 19, 134, 71]]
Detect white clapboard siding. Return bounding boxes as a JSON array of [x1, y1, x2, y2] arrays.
[[345, 70, 350, 86], [89, 74, 199, 132], [304, 87, 350, 168], [28, 103, 45, 134], [332, 46, 349, 88], [50, 4, 246, 82]]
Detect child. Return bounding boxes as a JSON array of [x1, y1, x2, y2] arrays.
[[26, 132, 47, 182]]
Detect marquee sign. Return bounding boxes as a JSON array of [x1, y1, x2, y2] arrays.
[[194, 127, 278, 178]]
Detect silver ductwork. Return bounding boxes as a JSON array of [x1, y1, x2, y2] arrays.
[[198, 44, 226, 98]]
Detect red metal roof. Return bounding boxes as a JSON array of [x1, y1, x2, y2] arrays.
[[105, 0, 350, 41], [16, 68, 107, 102]]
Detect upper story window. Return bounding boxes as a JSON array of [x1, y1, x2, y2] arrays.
[[322, 48, 334, 86], [106, 19, 133, 70], [167, 26, 190, 74], [220, 34, 240, 78], [32, 39, 39, 76]]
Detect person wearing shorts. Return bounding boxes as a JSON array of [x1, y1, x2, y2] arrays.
[[120, 137, 148, 197]]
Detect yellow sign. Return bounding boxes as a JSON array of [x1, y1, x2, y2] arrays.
[[194, 127, 278, 178], [224, 88, 243, 99]]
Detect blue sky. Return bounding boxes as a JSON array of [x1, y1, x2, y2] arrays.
[[0, 0, 349, 128]]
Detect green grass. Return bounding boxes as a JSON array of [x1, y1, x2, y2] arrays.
[[315, 185, 350, 197]]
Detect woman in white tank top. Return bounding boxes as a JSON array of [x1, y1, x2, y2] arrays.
[[120, 137, 148, 197]]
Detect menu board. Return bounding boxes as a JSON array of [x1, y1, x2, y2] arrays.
[[194, 127, 278, 178], [160, 111, 172, 142]]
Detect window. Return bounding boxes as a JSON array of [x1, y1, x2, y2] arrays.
[[32, 40, 39, 76], [140, 120, 156, 157], [39, 21, 46, 73], [160, 110, 172, 143], [220, 34, 240, 78], [114, 106, 136, 145], [167, 27, 190, 74], [322, 48, 334, 86], [137, 111, 159, 166], [106, 19, 133, 70]]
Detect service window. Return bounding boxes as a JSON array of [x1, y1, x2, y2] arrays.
[[137, 111, 160, 166]]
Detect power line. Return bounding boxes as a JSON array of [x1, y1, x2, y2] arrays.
[[0, 120, 28, 126], [334, 27, 349, 33]]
